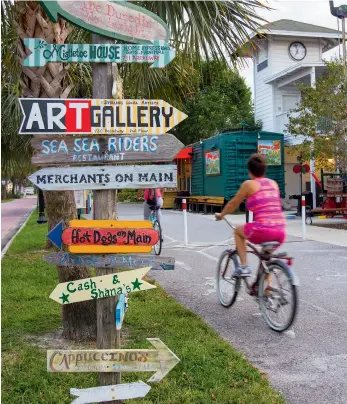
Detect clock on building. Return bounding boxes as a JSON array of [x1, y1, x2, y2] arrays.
[[289, 41, 306, 61]]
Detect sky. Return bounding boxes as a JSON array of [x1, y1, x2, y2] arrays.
[[239, 0, 346, 92]]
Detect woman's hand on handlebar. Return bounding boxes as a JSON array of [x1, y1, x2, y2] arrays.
[[215, 213, 223, 221]]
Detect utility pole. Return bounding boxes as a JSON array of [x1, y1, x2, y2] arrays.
[[329, 1, 347, 63]]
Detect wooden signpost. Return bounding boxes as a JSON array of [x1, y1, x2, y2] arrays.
[[44, 252, 175, 271], [31, 134, 184, 165], [47, 219, 159, 253], [70, 381, 151, 404], [47, 338, 180, 383], [49, 266, 155, 305], [19, 98, 187, 135], [24, 39, 175, 68], [28, 164, 177, 191], [41, 0, 170, 43]]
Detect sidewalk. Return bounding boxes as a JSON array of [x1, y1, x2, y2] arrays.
[[204, 212, 347, 248], [1, 196, 37, 250]]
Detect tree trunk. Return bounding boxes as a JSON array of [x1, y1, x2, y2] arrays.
[[16, 2, 96, 341], [44, 191, 97, 340]]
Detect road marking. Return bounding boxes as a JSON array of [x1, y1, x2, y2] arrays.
[[199, 239, 233, 252], [302, 299, 347, 324], [197, 250, 219, 262], [176, 261, 193, 271]]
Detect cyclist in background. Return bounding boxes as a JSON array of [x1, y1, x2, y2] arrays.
[[216, 154, 286, 277], [137, 188, 164, 224]]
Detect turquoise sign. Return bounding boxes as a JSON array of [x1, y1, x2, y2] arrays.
[[23, 39, 175, 68], [41, 0, 170, 44]]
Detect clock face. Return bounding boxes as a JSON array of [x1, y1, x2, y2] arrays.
[[289, 42, 306, 61]]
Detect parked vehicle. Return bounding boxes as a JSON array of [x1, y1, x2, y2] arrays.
[[25, 187, 35, 195]]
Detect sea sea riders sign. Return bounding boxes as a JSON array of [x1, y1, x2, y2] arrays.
[[28, 164, 177, 191], [19, 99, 187, 135]]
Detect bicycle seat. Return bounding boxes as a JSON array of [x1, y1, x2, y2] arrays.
[[260, 241, 280, 248], [149, 205, 160, 211]]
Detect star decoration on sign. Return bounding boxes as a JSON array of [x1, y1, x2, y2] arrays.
[[131, 278, 143, 291], [59, 292, 70, 304]]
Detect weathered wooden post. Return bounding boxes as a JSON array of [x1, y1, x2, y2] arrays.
[[92, 33, 120, 402]]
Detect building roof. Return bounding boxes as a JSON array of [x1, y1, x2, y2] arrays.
[[260, 19, 339, 35], [238, 19, 340, 57]]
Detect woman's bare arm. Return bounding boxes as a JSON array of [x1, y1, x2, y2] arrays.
[[217, 181, 250, 219]]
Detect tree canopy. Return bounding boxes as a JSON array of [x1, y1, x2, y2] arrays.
[[286, 60, 347, 175], [173, 60, 258, 144]]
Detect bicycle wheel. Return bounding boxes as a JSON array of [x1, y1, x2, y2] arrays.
[[153, 220, 162, 256], [216, 250, 241, 307], [258, 261, 297, 332]]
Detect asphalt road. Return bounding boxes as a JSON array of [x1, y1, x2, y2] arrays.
[[119, 203, 347, 404], [1, 196, 37, 250]]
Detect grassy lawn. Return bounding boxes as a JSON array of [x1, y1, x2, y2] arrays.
[[2, 213, 284, 404], [1, 199, 13, 203]]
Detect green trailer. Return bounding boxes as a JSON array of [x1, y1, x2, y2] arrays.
[[191, 130, 285, 201]]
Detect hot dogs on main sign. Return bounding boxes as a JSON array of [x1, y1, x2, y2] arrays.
[[19, 99, 187, 135]]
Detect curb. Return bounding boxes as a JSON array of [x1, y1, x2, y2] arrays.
[[1, 206, 36, 259]]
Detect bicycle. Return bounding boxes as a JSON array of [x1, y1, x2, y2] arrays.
[[149, 205, 162, 256], [216, 217, 298, 332]]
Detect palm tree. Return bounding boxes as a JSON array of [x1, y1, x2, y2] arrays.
[[2, 0, 97, 341], [2, 0, 267, 341]]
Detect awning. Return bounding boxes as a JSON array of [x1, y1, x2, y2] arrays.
[[174, 147, 192, 160]]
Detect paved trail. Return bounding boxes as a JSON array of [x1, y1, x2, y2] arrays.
[[119, 204, 347, 404], [1, 197, 36, 250]]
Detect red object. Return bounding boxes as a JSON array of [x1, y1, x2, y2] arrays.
[[303, 164, 310, 173], [293, 164, 301, 174], [311, 172, 322, 188], [322, 198, 337, 218], [287, 258, 293, 266], [301, 197, 306, 207], [341, 198, 347, 219], [182, 199, 187, 210], [174, 147, 192, 160], [62, 228, 159, 246], [65, 100, 91, 133]]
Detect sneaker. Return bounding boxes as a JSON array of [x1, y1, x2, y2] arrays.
[[233, 265, 252, 277]]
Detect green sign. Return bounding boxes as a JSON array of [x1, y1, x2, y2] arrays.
[[23, 39, 175, 68], [41, 0, 170, 44]]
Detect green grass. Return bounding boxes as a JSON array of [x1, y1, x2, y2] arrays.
[[1, 199, 13, 203], [2, 214, 284, 404]]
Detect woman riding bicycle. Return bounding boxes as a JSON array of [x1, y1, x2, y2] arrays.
[[137, 188, 164, 224], [216, 153, 286, 277]]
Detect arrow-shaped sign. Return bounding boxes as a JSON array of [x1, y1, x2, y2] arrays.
[[23, 39, 175, 68], [19, 98, 187, 135], [47, 220, 158, 253], [41, 0, 170, 44], [44, 252, 175, 271], [48, 338, 180, 383], [70, 381, 151, 404], [49, 267, 155, 305]]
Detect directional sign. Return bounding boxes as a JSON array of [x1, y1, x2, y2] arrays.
[[47, 220, 157, 253], [70, 381, 151, 404], [48, 338, 180, 383], [31, 134, 184, 165], [19, 99, 187, 135], [44, 252, 175, 271], [50, 266, 155, 305], [24, 39, 175, 68], [41, 1, 169, 44], [115, 294, 127, 330], [29, 164, 177, 191]]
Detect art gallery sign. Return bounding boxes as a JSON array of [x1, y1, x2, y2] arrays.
[[19, 99, 187, 135]]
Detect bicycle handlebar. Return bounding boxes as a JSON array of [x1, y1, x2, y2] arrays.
[[215, 214, 236, 229]]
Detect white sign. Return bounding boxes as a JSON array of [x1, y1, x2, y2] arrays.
[[28, 164, 177, 191], [70, 381, 151, 404], [74, 191, 85, 209]]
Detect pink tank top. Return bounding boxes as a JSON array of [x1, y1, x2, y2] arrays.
[[246, 178, 286, 228], [144, 189, 161, 200]]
